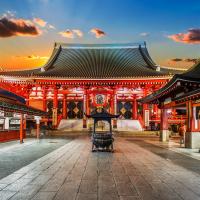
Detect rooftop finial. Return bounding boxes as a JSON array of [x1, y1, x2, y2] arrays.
[[144, 41, 146, 48]]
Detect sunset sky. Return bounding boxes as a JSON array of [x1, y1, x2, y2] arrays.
[[0, 0, 200, 70]]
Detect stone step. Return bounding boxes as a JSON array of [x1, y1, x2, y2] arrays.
[[115, 131, 159, 137], [47, 130, 159, 137]]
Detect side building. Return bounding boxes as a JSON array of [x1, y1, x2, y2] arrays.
[[0, 42, 182, 132], [139, 59, 200, 148]]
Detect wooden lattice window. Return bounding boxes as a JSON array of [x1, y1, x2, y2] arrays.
[[46, 100, 53, 118], [67, 101, 83, 119], [117, 101, 133, 119], [58, 100, 63, 115]]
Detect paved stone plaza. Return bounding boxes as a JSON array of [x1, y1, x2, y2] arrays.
[[0, 137, 200, 200]]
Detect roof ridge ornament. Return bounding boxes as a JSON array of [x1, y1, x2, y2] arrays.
[[54, 42, 146, 49], [156, 65, 161, 71]]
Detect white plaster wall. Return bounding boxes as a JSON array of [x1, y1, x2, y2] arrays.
[[58, 119, 143, 132], [117, 120, 143, 131], [58, 119, 83, 131]]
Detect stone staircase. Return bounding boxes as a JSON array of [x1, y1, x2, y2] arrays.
[[58, 119, 83, 132]]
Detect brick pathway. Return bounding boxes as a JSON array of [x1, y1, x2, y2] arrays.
[[0, 137, 200, 200]]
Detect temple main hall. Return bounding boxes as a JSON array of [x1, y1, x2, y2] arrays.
[[0, 42, 182, 133]]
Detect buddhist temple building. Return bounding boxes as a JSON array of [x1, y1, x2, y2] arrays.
[[139, 59, 200, 148], [0, 42, 182, 132]]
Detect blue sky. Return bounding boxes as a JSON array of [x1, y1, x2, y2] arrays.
[[0, 0, 200, 69]]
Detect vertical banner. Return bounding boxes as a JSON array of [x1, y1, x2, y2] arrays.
[[144, 110, 150, 127], [194, 107, 198, 129], [52, 108, 57, 126]]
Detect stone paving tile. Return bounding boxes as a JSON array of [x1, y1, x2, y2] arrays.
[[29, 174, 52, 186], [40, 176, 66, 192], [98, 185, 118, 197], [99, 193, 119, 200], [0, 173, 23, 185], [79, 180, 97, 194], [3, 178, 32, 191], [0, 190, 16, 200], [129, 175, 150, 187], [0, 183, 7, 190], [114, 175, 131, 183], [31, 191, 56, 200], [76, 193, 97, 200], [9, 185, 42, 200], [136, 186, 160, 200], [119, 196, 141, 200], [98, 175, 115, 187], [116, 182, 138, 196], [54, 181, 80, 200]]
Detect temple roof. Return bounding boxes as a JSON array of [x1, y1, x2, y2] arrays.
[[0, 42, 183, 79], [0, 88, 46, 115], [139, 59, 200, 104], [178, 58, 200, 81]]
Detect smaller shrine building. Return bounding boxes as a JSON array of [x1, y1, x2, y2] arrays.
[[0, 88, 46, 142], [140, 59, 200, 148]]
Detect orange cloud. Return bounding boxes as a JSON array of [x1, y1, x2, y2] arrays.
[[169, 58, 197, 63], [184, 58, 198, 63], [168, 28, 200, 44], [0, 17, 41, 37], [72, 29, 83, 37], [33, 18, 47, 27], [90, 28, 106, 38], [59, 29, 83, 38], [170, 58, 183, 62], [15, 55, 49, 60], [59, 30, 74, 38]]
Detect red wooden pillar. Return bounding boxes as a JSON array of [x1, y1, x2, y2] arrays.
[[36, 123, 40, 139], [26, 89, 31, 106], [63, 95, 67, 119], [143, 87, 148, 116], [186, 100, 195, 132], [110, 96, 114, 114], [43, 86, 47, 112], [20, 114, 24, 143], [83, 92, 87, 128], [143, 87, 150, 129], [132, 95, 138, 120], [160, 107, 169, 142], [53, 88, 58, 127], [185, 100, 200, 148], [112, 93, 117, 128], [26, 96, 29, 106], [53, 88, 58, 109], [86, 93, 90, 115], [153, 104, 159, 120]]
